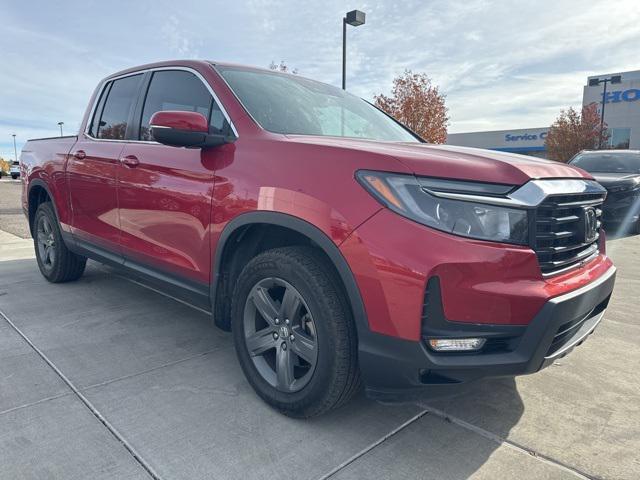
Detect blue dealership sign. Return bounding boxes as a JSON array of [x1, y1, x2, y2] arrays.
[[602, 89, 640, 104], [505, 131, 548, 142]]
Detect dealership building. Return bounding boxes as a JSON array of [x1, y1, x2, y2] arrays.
[[446, 70, 640, 158]]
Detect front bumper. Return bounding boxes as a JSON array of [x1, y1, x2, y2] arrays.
[[359, 265, 616, 402], [602, 192, 640, 224]]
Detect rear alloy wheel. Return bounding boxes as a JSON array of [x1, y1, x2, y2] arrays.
[[36, 214, 57, 272], [33, 202, 86, 283], [232, 246, 360, 417]]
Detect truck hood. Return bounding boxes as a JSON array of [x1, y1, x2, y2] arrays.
[[286, 136, 591, 185]]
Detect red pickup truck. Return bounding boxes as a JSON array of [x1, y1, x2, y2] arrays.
[[21, 60, 616, 417]]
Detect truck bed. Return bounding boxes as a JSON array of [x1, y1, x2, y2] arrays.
[[20, 135, 78, 223]]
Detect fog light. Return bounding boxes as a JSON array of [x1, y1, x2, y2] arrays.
[[428, 338, 486, 352]]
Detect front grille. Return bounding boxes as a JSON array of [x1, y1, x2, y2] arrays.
[[534, 192, 605, 275]]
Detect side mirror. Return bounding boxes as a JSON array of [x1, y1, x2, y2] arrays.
[[149, 111, 233, 148]]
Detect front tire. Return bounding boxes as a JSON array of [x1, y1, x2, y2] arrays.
[[33, 202, 86, 283], [11, 174, 18, 180], [232, 246, 360, 417]]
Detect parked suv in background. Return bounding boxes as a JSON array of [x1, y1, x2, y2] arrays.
[[20, 61, 616, 417], [10, 161, 20, 179], [570, 150, 640, 235]]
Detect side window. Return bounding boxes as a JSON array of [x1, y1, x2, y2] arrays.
[[96, 74, 144, 140], [140, 70, 231, 140]]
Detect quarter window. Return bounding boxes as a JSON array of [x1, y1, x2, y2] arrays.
[[95, 74, 144, 140], [140, 70, 231, 141], [89, 83, 110, 137]]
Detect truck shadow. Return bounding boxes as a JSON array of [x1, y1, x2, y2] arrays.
[[420, 376, 524, 438], [317, 377, 525, 478]]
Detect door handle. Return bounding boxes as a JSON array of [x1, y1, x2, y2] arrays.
[[73, 150, 86, 160], [120, 155, 139, 168]]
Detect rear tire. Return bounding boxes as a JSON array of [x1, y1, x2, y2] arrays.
[[232, 246, 360, 418], [33, 202, 86, 283], [11, 174, 18, 180]]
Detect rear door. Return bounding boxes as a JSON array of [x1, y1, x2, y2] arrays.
[[67, 73, 145, 254], [117, 69, 234, 290]]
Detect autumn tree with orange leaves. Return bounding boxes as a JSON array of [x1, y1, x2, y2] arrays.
[[374, 70, 448, 143], [544, 103, 607, 162]]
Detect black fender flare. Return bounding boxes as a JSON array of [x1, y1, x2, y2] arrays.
[[27, 179, 60, 232], [211, 211, 369, 335]]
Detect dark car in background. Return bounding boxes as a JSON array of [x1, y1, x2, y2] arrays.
[[570, 150, 640, 235]]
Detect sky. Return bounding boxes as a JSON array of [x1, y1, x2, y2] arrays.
[[1, 0, 640, 159]]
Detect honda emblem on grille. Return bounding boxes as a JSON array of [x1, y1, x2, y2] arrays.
[[583, 207, 598, 243]]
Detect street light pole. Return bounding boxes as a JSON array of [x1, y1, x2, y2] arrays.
[[599, 81, 607, 149], [342, 18, 347, 90], [12, 134, 17, 163], [58, 122, 64, 137], [341, 10, 366, 90], [589, 75, 622, 149]]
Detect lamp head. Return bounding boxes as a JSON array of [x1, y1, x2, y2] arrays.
[[345, 10, 365, 26]]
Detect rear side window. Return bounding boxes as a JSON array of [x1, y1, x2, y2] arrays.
[[139, 70, 230, 140], [95, 74, 144, 140]]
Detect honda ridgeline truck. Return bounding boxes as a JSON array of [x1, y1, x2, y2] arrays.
[[21, 61, 616, 417]]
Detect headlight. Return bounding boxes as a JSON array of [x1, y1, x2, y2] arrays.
[[356, 170, 529, 245], [609, 179, 640, 193]]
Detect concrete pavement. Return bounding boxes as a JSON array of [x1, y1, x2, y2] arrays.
[[0, 226, 638, 479], [0, 179, 30, 239]]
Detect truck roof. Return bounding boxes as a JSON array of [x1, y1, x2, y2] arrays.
[[105, 59, 281, 82]]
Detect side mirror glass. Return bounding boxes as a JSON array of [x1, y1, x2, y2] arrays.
[[150, 111, 232, 148]]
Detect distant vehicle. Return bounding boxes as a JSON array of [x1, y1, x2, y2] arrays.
[[570, 150, 640, 234], [20, 60, 616, 417], [10, 161, 20, 179]]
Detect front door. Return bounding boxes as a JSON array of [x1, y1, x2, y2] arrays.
[[67, 73, 144, 254], [117, 69, 234, 287]]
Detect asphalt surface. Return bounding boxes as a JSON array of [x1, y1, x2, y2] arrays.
[[0, 178, 638, 479]]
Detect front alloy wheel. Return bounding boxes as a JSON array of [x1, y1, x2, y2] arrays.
[[231, 246, 361, 417], [244, 277, 318, 393]]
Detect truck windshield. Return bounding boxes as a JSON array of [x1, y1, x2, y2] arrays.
[[571, 152, 640, 174], [216, 66, 420, 143]]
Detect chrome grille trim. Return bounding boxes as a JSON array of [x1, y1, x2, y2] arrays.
[[533, 189, 606, 276]]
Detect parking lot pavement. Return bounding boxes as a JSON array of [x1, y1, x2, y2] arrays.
[[1, 225, 639, 479], [0, 180, 30, 239]]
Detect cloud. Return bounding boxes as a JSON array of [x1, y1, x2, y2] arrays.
[[161, 15, 202, 58], [1, 0, 639, 158]]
